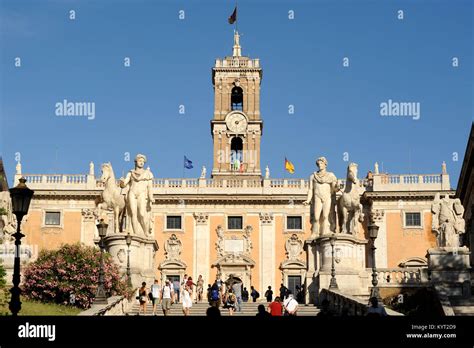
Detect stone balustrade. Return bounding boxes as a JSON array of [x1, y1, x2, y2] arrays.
[[373, 173, 450, 191], [16, 171, 449, 194], [374, 268, 426, 286], [319, 288, 403, 316], [78, 295, 133, 316]]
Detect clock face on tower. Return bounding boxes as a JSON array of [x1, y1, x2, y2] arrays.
[[226, 112, 248, 133]]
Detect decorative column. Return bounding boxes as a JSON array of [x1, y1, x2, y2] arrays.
[[81, 208, 97, 246], [193, 213, 210, 285], [369, 209, 386, 268], [259, 213, 275, 294]]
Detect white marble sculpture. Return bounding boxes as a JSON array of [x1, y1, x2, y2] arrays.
[[119, 154, 154, 236], [216, 225, 225, 257], [164, 234, 182, 261], [303, 157, 338, 238], [0, 191, 15, 243], [97, 163, 126, 233], [200, 166, 207, 179], [89, 161, 95, 176], [285, 234, 303, 261], [265, 165, 270, 179], [338, 163, 364, 234], [243, 225, 253, 255], [431, 193, 465, 248]]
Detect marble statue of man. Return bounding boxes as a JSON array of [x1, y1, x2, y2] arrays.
[[431, 193, 465, 248], [303, 157, 338, 238], [120, 154, 154, 236], [200, 166, 206, 179]]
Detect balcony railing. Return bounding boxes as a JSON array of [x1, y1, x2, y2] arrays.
[[17, 171, 449, 193]]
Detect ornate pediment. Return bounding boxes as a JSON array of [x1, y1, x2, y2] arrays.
[[280, 259, 306, 270], [213, 253, 255, 267], [159, 259, 187, 270]]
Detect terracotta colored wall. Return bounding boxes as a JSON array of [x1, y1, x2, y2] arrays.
[[386, 211, 436, 267], [274, 215, 285, 286], [182, 215, 194, 277], [24, 210, 81, 252], [154, 215, 164, 279], [246, 214, 259, 289]]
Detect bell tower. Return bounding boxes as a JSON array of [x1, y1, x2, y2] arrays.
[[211, 31, 263, 179]]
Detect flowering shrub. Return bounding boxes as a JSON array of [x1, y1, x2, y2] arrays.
[[22, 243, 127, 309]]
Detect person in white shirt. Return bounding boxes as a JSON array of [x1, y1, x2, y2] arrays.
[[283, 293, 299, 316], [160, 280, 173, 316], [182, 285, 193, 316], [150, 279, 161, 316]]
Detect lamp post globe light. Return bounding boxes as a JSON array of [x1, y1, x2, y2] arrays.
[[329, 233, 339, 290], [125, 233, 132, 288], [8, 177, 34, 316], [95, 219, 109, 305], [368, 224, 381, 301]]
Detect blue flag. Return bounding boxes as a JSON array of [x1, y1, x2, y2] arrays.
[[184, 156, 193, 169]]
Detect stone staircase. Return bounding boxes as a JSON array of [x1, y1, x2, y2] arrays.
[[127, 301, 319, 316], [449, 297, 474, 316]]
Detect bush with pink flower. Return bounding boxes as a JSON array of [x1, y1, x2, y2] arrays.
[[22, 243, 127, 309]]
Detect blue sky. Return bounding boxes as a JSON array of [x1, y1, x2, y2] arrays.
[[0, 0, 472, 187]]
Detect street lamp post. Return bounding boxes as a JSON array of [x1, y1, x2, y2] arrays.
[[125, 233, 132, 288], [8, 177, 34, 316], [368, 224, 381, 301], [329, 233, 339, 290], [95, 219, 108, 305]]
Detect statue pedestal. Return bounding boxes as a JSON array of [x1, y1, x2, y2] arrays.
[[314, 234, 369, 296], [427, 247, 471, 284], [103, 234, 158, 289]]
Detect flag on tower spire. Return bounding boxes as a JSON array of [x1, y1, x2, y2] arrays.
[[228, 6, 237, 24]]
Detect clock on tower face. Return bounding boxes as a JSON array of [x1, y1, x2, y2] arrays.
[[226, 113, 248, 133]]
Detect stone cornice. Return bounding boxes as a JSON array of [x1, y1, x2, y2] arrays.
[[363, 190, 455, 201]]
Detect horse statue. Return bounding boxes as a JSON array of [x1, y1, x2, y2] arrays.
[[96, 163, 126, 233], [338, 163, 364, 234]]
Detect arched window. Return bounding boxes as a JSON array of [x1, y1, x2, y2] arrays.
[[230, 137, 243, 171], [231, 87, 243, 111]]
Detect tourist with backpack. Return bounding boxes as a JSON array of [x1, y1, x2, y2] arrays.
[[250, 286, 260, 302], [209, 282, 221, 307], [265, 286, 273, 302], [223, 289, 236, 316]]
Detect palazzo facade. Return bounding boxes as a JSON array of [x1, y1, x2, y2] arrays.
[[1, 33, 456, 303]]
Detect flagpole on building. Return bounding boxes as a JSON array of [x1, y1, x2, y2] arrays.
[[183, 156, 185, 179]]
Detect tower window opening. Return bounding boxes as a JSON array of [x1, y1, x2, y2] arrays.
[[231, 87, 243, 111], [230, 137, 244, 171]]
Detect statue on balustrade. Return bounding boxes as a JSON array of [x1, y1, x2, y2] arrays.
[[303, 157, 338, 238], [97, 162, 126, 233], [337, 162, 364, 235], [120, 154, 154, 236], [431, 193, 465, 248]]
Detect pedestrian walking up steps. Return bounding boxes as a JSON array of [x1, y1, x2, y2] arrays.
[[127, 301, 320, 316]]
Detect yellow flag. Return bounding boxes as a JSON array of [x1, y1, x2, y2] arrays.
[[285, 157, 295, 174]]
